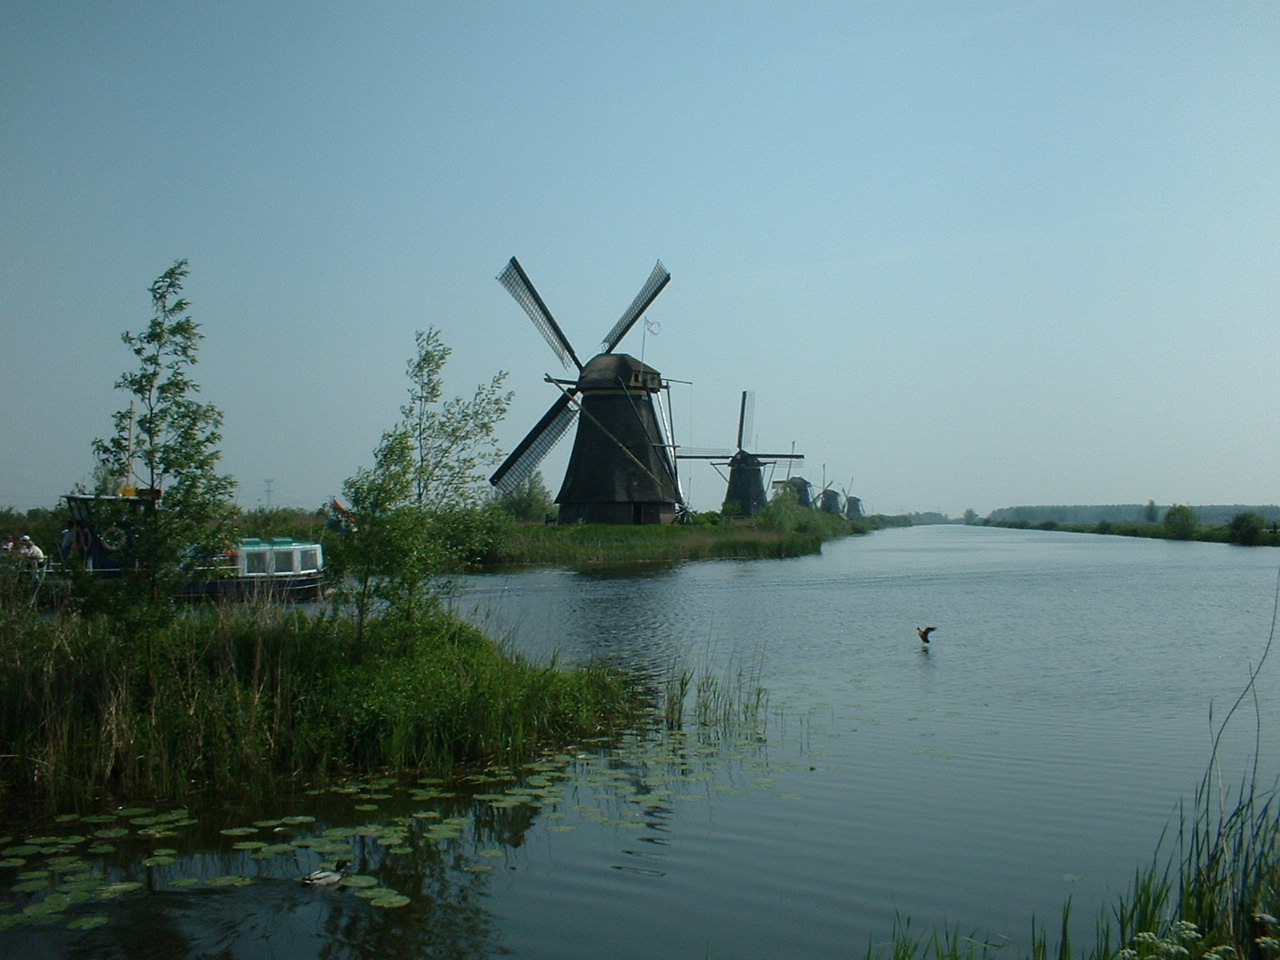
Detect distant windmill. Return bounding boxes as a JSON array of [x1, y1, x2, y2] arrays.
[[817, 484, 843, 515], [680, 391, 803, 517], [842, 477, 864, 518], [773, 475, 814, 508], [489, 257, 683, 524]]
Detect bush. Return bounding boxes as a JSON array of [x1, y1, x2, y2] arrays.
[[1164, 504, 1199, 540], [1228, 511, 1266, 546]]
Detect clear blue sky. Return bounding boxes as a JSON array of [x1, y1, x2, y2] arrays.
[[3, 1, 1276, 517]]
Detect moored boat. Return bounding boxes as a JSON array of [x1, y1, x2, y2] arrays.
[[57, 494, 327, 603]]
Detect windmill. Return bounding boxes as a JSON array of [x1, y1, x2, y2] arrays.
[[679, 391, 803, 517], [842, 477, 865, 518], [489, 256, 682, 525], [814, 466, 843, 514], [773, 475, 814, 508]]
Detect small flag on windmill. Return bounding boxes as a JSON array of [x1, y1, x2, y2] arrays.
[[642, 319, 660, 361]]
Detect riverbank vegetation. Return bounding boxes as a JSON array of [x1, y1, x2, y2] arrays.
[[985, 506, 1280, 547], [981, 503, 1280, 547], [489, 498, 906, 568], [0, 602, 636, 814]]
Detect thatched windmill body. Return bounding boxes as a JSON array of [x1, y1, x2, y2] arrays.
[[489, 257, 682, 525]]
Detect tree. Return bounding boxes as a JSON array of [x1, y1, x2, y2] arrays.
[[329, 329, 514, 632], [401, 327, 512, 510], [1163, 504, 1198, 540], [1144, 500, 1159, 523], [328, 427, 441, 637], [1228, 511, 1265, 546], [496, 471, 555, 522], [90, 260, 237, 608]]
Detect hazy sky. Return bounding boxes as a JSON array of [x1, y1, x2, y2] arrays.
[[3, 1, 1276, 518]]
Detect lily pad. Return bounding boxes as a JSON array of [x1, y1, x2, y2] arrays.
[[206, 875, 252, 887], [97, 880, 144, 898], [355, 886, 401, 900], [251, 844, 295, 860], [231, 841, 267, 851], [370, 893, 412, 908], [67, 915, 111, 931], [143, 855, 177, 867], [92, 828, 129, 840], [338, 874, 378, 889], [219, 826, 258, 837]]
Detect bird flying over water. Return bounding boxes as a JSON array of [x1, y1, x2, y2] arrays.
[[917, 626, 937, 644]]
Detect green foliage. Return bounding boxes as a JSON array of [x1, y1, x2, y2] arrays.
[[401, 327, 512, 510], [329, 329, 517, 631], [1164, 504, 1199, 540], [229, 505, 327, 542], [88, 260, 236, 611], [0, 604, 637, 810], [328, 428, 442, 636], [495, 470, 555, 522], [1229, 512, 1266, 546]]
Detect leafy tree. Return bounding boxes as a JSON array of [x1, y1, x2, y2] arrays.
[[496, 470, 555, 522], [401, 327, 512, 510], [1228, 511, 1265, 546], [1144, 500, 1159, 523], [330, 329, 514, 633], [90, 260, 237, 609], [1163, 504, 1198, 540], [328, 428, 440, 637]]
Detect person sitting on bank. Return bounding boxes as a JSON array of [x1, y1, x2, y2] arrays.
[[18, 535, 46, 566]]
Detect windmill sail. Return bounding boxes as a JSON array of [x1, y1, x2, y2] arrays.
[[600, 261, 670, 354], [497, 257, 583, 372], [736, 390, 755, 450], [490, 393, 578, 494]]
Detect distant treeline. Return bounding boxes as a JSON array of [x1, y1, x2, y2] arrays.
[[985, 503, 1280, 526]]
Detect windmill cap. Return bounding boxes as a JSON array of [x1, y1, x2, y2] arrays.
[[579, 353, 662, 390]]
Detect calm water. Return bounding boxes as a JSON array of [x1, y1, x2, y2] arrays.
[[5, 525, 1280, 959]]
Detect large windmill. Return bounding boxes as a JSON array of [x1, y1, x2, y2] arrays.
[[679, 391, 803, 517], [489, 257, 682, 525]]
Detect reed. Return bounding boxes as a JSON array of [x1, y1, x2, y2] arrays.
[[0, 603, 638, 813], [493, 510, 872, 568]]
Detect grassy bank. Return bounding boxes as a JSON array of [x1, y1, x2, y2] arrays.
[[0, 603, 636, 814], [984, 515, 1280, 547], [490, 503, 907, 568]]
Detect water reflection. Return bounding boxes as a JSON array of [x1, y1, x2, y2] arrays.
[[0, 719, 781, 959]]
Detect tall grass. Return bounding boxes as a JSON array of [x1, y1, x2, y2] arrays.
[[495, 506, 875, 567], [0, 602, 637, 813]]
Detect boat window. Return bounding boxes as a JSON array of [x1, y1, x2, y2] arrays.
[[245, 551, 268, 574], [273, 550, 295, 573], [300, 548, 319, 571]]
